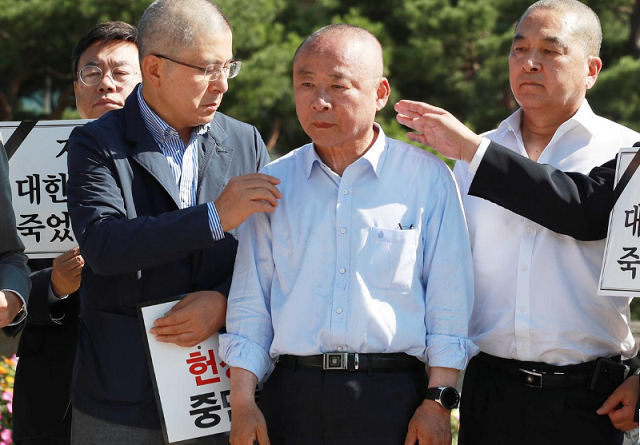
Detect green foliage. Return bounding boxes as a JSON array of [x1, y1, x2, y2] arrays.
[[1, 0, 639, 181]]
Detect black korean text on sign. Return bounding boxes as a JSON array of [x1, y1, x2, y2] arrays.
[[17, 212, 75, 244], [189, 392, 222, 428], [619, 202, 640, 278]]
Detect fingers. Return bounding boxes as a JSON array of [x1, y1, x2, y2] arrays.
[[403, 429, 417, 445], [395, 100, 448, 117], [256, 425, 271, 445], [597, 385, 627, 415], [608, 403, 637, 431], [407, 133, 430, 147]]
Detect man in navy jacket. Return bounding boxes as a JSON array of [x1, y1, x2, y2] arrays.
[[66, 0, 279, 442]]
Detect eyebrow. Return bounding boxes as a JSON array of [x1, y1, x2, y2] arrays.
[[295, 69, 349, 81], [513, 34, 568, 49], [82, 60, 135, 68]]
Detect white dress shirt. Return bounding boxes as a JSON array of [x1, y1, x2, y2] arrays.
[[220, 126, 478, 381], [454, 101, 639, 365]]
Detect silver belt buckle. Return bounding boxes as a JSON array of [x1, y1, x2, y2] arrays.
[[520, 368, 543, 388], [323, 352, 349, 370]]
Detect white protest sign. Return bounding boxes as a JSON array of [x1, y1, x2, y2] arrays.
[[139, 299, 233, 444], [1, 120, 90, 258], [599, 147, 640, 298]]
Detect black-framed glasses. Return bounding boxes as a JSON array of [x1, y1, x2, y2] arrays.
[[153, 54, 242, 82], [78, 64, 139, 87]]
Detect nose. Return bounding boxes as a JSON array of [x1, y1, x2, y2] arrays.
[[523, 51, 541, 72], [209, 73, 229, 94], [97, 72, 117, 92], [312, 89, 331, 112]]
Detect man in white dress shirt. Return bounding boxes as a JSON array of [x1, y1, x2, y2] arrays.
[[220, 24, 477, 445], [396, 1, 639, 444]]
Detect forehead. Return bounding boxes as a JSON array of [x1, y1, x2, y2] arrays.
[[78, 41, 139, 68], [294, 38, 371, 80], [183, 30, 234, 63], [514, 9, 577, 45]]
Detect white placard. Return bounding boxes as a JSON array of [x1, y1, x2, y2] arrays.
[[1, 120, 90, 258], [599, 147, 640, 297], [139, 299, 232, 444]]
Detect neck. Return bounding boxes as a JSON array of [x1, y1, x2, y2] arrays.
[[520, 102, 582, 162], [141, 85, 193, 144], [315, 127, 378, 176]]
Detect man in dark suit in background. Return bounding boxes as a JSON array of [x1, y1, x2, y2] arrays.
[[66, 0, 279, 443], [0, 133, 30, 330], [397, 1, 639, 444], [4, 21, 140, 445]]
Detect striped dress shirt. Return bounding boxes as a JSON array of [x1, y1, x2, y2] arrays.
[[137, 86, 224, 240]]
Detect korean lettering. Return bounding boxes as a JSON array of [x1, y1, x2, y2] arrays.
[[618, 247, 640, 279], [186, 346, 221, 386], [17, 214, 46, 242], [43, 173, 67, 203], [47, 211, 74, 242], [189, 392, 222, 428], [16, 174, 41, 205]]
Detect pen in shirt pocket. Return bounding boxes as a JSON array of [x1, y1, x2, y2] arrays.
[[397, 223, 415, 230]]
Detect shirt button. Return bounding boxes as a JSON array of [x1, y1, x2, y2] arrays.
[[340, 228, 347, 234], [520, 265, 528, 272], [339, 267, 346, 274], [526, 226, 533, 233], [337, 346, 344, 352], [336, 308, 343, 314], [343, 189, 348, 195], [519, 305, 526, 313]]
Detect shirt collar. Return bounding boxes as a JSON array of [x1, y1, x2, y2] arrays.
[[137, 85, 210, 145], [496, 100, 596, 140], [303, 123, 387, 179]]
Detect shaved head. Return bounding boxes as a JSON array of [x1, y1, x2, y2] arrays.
[[138, 0, 232, 60], [294, 24, 384, 81], [517, 0, 602, 56]]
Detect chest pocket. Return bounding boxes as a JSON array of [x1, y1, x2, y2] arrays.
[[364, 227, 419, 292]]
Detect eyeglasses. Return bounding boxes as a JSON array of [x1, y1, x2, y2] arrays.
[[153, 54, 242, 82], [78, 64, 139, 87]]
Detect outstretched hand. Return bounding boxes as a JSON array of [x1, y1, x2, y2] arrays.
[[395, 100, 482, 163]]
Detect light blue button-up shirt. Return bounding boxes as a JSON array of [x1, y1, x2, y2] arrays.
[[220, 126, 477, 381]]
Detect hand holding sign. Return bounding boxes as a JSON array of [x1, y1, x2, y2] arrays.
[[51, 247, 84, 297], [151, 291, 227, 347]]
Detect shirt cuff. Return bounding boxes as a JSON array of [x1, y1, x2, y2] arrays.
[[48, 283, 69, 304], [425, 335, 479, 370], [2, 289, 27, 326], [219, 333, 273, 383], [467, 137, 491, 174], [207, 202, 225, 241]]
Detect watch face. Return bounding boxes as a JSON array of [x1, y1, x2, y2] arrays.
[[440, 387, 460, 409]]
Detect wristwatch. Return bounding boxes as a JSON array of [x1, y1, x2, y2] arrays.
[[424, 386, 460, 410]]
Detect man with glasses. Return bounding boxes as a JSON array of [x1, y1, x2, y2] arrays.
[[73, 21, 140, 119], [65, 1, 277, 443], [6, 21, 139, 445]]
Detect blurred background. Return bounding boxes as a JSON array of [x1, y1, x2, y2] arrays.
[[1, 0, 640, 355]]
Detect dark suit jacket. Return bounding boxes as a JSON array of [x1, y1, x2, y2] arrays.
[[11, 259, 79, 441], [66, 91, 269, 428], [469, 141, 616, 241], [468, 140, 640, 421], [0, 136, 30, 322]]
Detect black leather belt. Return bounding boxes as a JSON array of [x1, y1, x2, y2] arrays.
[[278, 353, 423, 372], [476, 352, 625, 390]]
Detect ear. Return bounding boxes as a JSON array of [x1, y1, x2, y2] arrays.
[[142, 55, 163, 88], [375, 77, 391, 111], [73, 80, 79, 98], [585, 56, 602, 90]]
